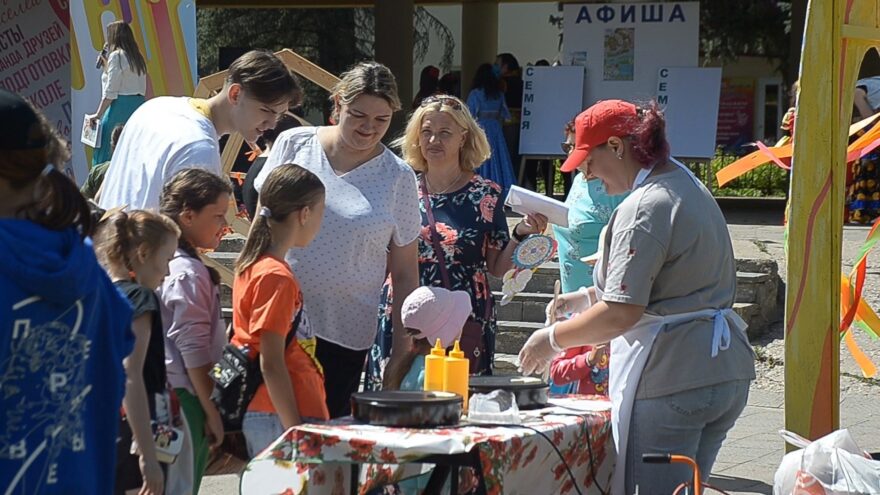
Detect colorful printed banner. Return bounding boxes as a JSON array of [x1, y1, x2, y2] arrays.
[[69, 1, 197, 183], [0, 0, 73, 177], [716, 78, 756, 150]]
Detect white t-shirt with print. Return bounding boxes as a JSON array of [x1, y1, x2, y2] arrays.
[[255, 127, 421, 350], [97, 97, 222, 210]]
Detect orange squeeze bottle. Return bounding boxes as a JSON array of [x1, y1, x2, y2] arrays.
[[424, 338, 446, 392], [443, 340, 470, 411]]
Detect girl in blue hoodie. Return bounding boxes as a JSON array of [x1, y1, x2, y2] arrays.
[[0, 89, 135, 494]]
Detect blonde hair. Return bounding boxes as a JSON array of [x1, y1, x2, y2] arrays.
[[330, 62, 402, 121], [394, 96, 491, 172]]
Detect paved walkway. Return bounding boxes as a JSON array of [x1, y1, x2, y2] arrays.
[[707, 210, 880, 494], [203, 205, 880, 494]]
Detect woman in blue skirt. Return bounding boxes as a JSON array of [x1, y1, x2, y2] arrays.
[[88, 21, 147, 167], [467, 63, 516, 199]]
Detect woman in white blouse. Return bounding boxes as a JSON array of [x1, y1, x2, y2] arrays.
[[88, 21, 147, 167], [255, 62, 421, 418]]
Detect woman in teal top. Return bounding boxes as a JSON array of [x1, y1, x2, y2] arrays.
[[553, 173, 627, 291], [554, 122, 628, 292]]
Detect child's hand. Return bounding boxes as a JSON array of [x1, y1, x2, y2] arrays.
[[204, 404, 225, 449], [382, 356, 409, 391], [586, 344, 608, 366], [138, 455, 164, 495]]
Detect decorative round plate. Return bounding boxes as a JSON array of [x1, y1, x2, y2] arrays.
[[512, 234, 556, 269]]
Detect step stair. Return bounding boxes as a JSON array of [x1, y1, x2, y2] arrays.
[[209, 239, 781, 359]]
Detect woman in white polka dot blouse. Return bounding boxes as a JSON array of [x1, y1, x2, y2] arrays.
[[254, 62, 421, 418]]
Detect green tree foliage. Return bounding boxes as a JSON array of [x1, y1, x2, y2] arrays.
[[196, 7, 454, 118]]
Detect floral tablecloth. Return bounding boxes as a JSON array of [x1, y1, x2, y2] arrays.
[[240, 396, 614, 495]]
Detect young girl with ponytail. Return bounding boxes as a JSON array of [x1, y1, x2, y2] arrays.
[[0, 89, 135, 494], [232, 163, 328, 457], [93, 210, 180, 495], [158, 168, 233, 491]]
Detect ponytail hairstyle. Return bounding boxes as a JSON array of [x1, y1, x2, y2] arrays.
[[0, 90, 93, 236], [93, 210, 180, 274], [160, 168, 233, 284], [630, 101, 670, 167], [235, 164, 325, 275]]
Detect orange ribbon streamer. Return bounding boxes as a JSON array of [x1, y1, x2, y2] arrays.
[[715, 144, 793, 187], [841, 274, 879, 378]]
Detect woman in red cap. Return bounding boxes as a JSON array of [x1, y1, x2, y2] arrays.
[[519, 99, 755, 494]]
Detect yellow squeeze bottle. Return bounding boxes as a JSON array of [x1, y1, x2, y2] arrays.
[[424, 339, 446, 392], [443, 340, 470, 411]]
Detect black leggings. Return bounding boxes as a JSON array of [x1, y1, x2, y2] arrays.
[[315, 337, 370, 418]]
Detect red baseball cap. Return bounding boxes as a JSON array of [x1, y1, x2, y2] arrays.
[[561, 100, 638, 173]]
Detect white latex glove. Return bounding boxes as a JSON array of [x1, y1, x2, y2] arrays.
[[518, 324, 562, 376], [544, 287, 596, 325]]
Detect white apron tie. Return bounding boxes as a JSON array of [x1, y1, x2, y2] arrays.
[[598, 159, 744, 494]]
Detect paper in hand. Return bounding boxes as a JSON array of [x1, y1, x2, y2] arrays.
[[504, 185, 569, 227]]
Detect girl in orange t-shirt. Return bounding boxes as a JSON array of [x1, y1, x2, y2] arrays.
[[231, 163, 328, 457]]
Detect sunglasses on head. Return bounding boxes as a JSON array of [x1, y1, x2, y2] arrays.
[[561, 141, 574, 155], [421, 95, 463, 110]]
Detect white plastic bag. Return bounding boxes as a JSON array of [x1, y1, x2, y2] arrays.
[[773, 429, 880, 495]]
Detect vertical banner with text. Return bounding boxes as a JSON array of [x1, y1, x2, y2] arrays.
[[70, 1, 197, 183], [0, 0, 74, 177]]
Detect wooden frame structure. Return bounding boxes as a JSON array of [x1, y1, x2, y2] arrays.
[[785, 0, 880, 440], [196, 49, 340, 286]]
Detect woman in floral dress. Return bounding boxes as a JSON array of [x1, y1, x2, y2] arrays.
[[366, 95, 547, 390]]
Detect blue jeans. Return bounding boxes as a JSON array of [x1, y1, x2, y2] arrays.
[[242, 412, 325, 458], [242, 412, 285, 458], [625, 379, 750, 495]]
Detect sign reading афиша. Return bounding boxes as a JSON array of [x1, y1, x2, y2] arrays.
[[562, 2, 699, 107]]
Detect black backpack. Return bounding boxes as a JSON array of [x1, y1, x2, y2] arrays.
[[210, 312, 300, 431]]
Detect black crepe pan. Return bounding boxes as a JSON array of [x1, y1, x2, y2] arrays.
[[468, 376, 550, 410], [351, 390, 463, 427]]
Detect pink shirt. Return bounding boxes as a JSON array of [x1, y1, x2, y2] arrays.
[[158, 249, 227, 393]]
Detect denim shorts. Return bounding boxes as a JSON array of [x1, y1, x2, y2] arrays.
[[242, 411, 324, 458]]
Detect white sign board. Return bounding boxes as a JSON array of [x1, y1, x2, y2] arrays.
[[563, 2, 699, 106], [657, 67, 722, 159], [519, 66, 585, 156]]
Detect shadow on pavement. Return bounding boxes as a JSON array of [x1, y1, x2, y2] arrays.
[[708, 474, 774, 494]]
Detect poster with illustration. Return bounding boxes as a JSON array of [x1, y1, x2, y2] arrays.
[[603, 28, 634, 81], [569, 51, 588, 66], [564, 2, 699, 105]]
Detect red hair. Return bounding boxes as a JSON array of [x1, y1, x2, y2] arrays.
[[630, 101, 670, 168]]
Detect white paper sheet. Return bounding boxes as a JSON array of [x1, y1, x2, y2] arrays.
[[504, 185, 569, 228]]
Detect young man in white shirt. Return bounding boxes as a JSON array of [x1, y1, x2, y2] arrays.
[[98, 50, 300, 210]]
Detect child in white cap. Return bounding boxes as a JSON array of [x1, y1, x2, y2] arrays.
[[384, 286, 473, 390]]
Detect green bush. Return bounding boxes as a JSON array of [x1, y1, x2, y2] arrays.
[[702, 149, 789, 198], [533, 149, 790, 198]]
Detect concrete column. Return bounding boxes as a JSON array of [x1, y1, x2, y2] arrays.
[[375, 0, 414, 138], [461, 1, 499, 98]]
